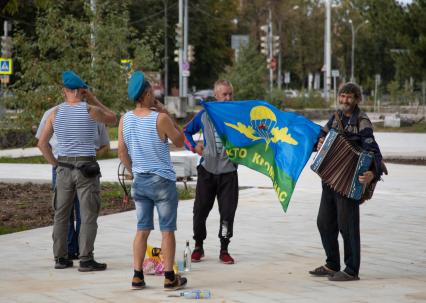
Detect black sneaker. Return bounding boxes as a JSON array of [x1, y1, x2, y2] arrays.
[[55, 257, 73, 269], [164, 274, 187, 291], [78, 259, 107, 272], [132, 276, 146, 289]]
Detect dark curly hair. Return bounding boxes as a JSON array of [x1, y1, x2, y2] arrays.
[[338, 82, 362, 101]]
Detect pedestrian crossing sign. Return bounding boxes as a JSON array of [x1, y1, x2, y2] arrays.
[[0, 58, 12, 75]]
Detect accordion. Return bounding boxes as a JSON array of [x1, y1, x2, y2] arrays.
[[311, 129, 373, 200]]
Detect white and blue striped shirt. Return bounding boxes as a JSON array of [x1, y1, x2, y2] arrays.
[[123, 111, 176, 181], [53, 102, 97, 157]]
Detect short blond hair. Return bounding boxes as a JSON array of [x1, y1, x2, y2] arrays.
[[214, 79, 233, 94]]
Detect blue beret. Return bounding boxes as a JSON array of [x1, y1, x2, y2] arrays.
[[62, 70, 88, 89], [128, 71, 147, 102]]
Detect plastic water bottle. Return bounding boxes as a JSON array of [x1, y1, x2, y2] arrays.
[[183, 240, 191, 272], [180, 290, 211, 299]]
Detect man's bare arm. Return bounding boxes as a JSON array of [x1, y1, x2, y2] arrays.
[[96, 144, 110, 157], [157, 113, 184, 148], [37, 111, 58, 167], [117, 116, 132, 173], [81, 89, 117, 125]]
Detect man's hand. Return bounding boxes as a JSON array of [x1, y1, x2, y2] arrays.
[[79, 88, 95, 104], [359, 171, 374, 184], [317, 137, 325, 151], [194, 143, 204, 156], [152, 100, 169, 114]]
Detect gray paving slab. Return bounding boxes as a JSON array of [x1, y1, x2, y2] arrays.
[[0, 163, 425, 303]]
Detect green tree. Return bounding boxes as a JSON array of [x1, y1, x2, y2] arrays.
[[9, 0, 160, 134], [220, 42, 266, 100]]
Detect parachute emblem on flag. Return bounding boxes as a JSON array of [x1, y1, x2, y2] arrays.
[[224, 105, 298, 150]]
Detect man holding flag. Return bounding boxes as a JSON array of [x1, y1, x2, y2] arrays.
[[184, 80, 238, 265]]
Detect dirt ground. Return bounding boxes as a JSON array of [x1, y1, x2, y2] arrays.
[[0, 182, 133, 234]]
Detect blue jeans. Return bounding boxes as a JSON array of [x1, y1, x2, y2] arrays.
[[52, 167, 81, 257], [131, 173, 178, 231]]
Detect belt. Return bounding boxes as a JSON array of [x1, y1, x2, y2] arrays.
[[58, 156, 96, 162]]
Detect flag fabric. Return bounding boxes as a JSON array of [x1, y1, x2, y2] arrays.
[[202, 100, 321, 212]]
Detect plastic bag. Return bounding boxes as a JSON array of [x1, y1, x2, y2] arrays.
[[143, 244, 178, 275]]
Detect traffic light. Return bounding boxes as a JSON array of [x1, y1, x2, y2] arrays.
[[272, 35, 280, 56], [175, 23, 183, 49], [270, 57, 277, 71], [260, 36, 268, 55], [188, 44, 195, 63], [174, 49, 179, 63], [260, 25, 269, 56], [266, 57, 272, 69], [1, 36, 12, 58]]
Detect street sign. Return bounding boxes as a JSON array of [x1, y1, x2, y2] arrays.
[[120, 59, 132, 69], [231, 35, 249, 50], [331, 69, 340, 77], [0, 58, 12, 75], [182, 61, 190, 71], [0, 75, 10, 83], [182, 70, 190, 77]]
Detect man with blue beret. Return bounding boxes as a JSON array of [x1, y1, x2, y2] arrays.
[[38, 70, 117, 271], [118, 71, 187, 290]]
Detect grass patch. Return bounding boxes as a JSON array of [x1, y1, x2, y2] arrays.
[[0, 155, 48, 164], [374, 122, 426, 133], [97, 150, 118, 160], [0, 225, 27, 235], [0, 152, 118, 164], [108, 127, 118, 140], [177, 187, 195, 200], [100, 182, 195, 202], [100, 182, 124, 208]]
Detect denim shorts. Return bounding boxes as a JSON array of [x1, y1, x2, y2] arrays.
[[131, 173, 178, 231]]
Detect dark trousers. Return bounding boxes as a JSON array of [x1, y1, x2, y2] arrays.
[[52, 167, 80, 257], [67, 197, 81, 256], [193, 165, 239, 247], [317, 184, 360, 276]]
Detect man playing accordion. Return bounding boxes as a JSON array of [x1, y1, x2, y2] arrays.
[[309, 82, 384, 281]]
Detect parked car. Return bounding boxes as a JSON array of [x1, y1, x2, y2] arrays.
[[284, 89, 298, 98], [193, 89, 215, 104]]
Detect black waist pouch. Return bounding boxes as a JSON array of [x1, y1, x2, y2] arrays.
[[78, 162, 101, 178]]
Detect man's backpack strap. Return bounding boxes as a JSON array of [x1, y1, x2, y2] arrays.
[[334, 112, 345, 133]]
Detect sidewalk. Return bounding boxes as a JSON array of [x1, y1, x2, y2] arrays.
[[0, 163, 426, 302]]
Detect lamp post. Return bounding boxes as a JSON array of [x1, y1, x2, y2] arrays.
[[163, 0, 169, 96], [324, 0, 331, 101], [349, 19, 368, 83]]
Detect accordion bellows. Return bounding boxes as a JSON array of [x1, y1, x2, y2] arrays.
[[311, 129, 373, 200]]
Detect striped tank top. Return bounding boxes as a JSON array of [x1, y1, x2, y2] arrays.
[[53, 102, 97, 157], [123, 111, 176, 181]]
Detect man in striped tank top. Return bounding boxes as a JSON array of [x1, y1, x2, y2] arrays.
[[38, 71, 116, 271], [183, 80, 239, 265], [118, 71, 187, 290], [36, 107, 110, 261]]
